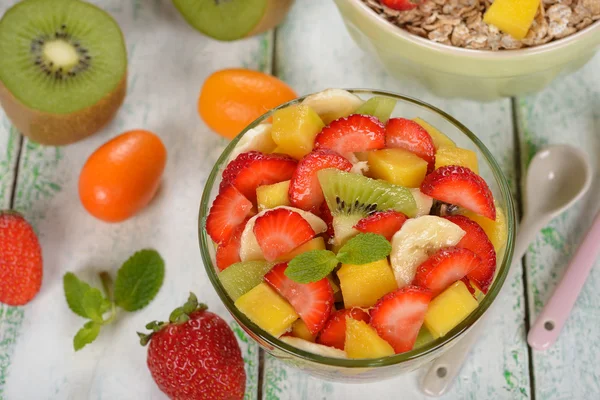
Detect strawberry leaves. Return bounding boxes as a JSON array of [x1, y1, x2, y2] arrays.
[[63, 249, 165, 351]]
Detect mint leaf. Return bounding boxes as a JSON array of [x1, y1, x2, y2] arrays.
[[82, 288, 108, 323], [114, 249, 165, 311], [63, 272, 94, 318], [285, 250, 338, 284], [73, 321, 101, 351], [336, 233, 391, 265]]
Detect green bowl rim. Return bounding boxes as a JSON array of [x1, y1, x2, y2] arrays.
[[198, 89, 516, 368]]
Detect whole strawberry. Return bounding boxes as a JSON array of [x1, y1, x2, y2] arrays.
[[0, 211, 43, 306], [139, 293, 246, 400]]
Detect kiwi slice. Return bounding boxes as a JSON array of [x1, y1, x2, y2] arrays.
[[318, 169, 417, 245], [0, 0, 127, 146], [218, 260, 274, 301], [355, 96, 396, 124], [173, 0, 293, 41]]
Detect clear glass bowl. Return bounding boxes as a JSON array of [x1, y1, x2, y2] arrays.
[[199, 89, 516, 383]]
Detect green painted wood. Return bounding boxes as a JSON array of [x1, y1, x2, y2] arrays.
[[263, 1, 530, 399], [517, 52, 600, 400], [0, 0, 272, 398]]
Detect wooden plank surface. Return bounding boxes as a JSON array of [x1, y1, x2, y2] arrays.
[[263, 2, 530, 399], [518, 52, 600, 400], [0, 0, 272, 398]]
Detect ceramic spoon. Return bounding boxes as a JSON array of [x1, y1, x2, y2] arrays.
[[420, 144, 592, 397]]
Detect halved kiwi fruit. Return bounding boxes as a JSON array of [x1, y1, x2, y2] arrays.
[[173, 0, 294, 41], [0, 0, 127, 146], [318, 168, 417, 246]]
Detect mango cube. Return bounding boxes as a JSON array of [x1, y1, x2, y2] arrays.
[[271, 105, 325, 159], [367, 148, 428, 188], [291, 319, 316, 342], [235, 282, 299, 337], [413, 117, 455, 150], [424, 281, 479, 339], [483, 0, 540, 40], [460, 206, 507, 252], [435, 147, 479, 174], [257, 180, 291, 211], [275, 237, 326, 262], [338, 259, 398, 308], [345, 318, 395, 358]]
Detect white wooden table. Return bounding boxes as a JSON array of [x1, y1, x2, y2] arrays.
[[1, 1, 598, 399]]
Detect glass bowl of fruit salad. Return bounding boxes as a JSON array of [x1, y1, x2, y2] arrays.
[[199, 89, 516, 382]]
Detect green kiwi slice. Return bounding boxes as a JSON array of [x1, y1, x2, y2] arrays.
[[318, 168, 417, 246], [0, 0, 127, 145], [219, 261, 274, 301], [355, 96, 396, 124]]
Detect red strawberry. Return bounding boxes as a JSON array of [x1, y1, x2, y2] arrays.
[[420, 166, 496, 220], [0, 211, 43, 306], [220, 151, 297, 203], [461, 277, 477, 296], [264, 263, 334, 335], [206, 185, 254, 244], [369, 286, 432, 353], [413, 247, 481, 297], [381, 0, 421, 11], [444, 215, 497, 294], [316, 308, 370, 350], [354, 211, 408, 241], [319, 202, 335, 240], [385, 118, 435, 172], [253, 208, 315, 261], [140, 293, 245, 400], [289, 149, 353, 212], [314, 114, 385, 157], [216, 220, 248, 271]]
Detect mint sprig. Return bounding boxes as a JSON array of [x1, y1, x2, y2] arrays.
[[284, 233, 391, 283], [63, 249, 165, 351]]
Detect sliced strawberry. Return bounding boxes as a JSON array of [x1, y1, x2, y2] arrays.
[[253, 208, 316, 261], [381, 0, 421, 11], [369, 286, 432, 354], [354, 211, 408, 241], [314, 114, 385, 157], [316, 308, 370, 350], [220, 151, 297, 203], [216, 220, 248, 271], [319, 201, 335, 240], [288, 149, 353, 212], [420, 166, 496, 220], [413, 247, 481, 297], [264, 263, 334, 335], [461, 277, 477, 297], [444, 215, 497, 294], [385, 118, 435, 172], [206, 185, 254, 244]]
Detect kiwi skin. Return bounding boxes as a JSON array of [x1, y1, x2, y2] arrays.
[[246, 0, 294, 38], [0, 75, 126, 146]]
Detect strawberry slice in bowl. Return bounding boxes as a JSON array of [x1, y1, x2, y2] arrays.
[[264, 262, 334, 335], [314, 114, 385, 158], [385, 117, 436, 173], [381, 0, 421, 11], [354, 210, 408, 241], [216, 219, 248, 271], [420, 165, 496, 220], [370, 286, 432, 354], [317, 308, 370, 350], [206, 185, 254, 244]]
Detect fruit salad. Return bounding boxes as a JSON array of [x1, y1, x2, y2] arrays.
[[204, 89, 508, 359]]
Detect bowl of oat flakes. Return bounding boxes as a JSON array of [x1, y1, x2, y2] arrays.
[[333, 0, 600, 100]]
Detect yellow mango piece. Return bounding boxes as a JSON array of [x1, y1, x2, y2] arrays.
[[435, 147, 479, 174], [257, 180, 291, 211], [424, 281, 479, 339], [413, 117, 455, 150], [275, 237, 326, 262], [483, 0, 540, 40], [459, 206, 507, 252], [367, 148, 428, 188], [235, 282, 299, 337], [338, 259, 398, 308], [271, 105, 325, 160], [271, 146, 285, 154], [291, 319, 316, 342], [345, 318, 395, 358]]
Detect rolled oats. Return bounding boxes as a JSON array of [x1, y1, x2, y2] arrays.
[[362, 0, 600, 51]]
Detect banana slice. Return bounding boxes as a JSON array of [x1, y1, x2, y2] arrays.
[[280, 336, 347, 359], [301, 89, 364, 124], [390, 216, 465, 288], [410, 188, 434, 217], [228, 123, 276, 161], [350, 160, 369, 176], [239, 206, 327, 261]]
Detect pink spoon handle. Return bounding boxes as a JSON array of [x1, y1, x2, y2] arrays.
[[528, 210, 600, 350]]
